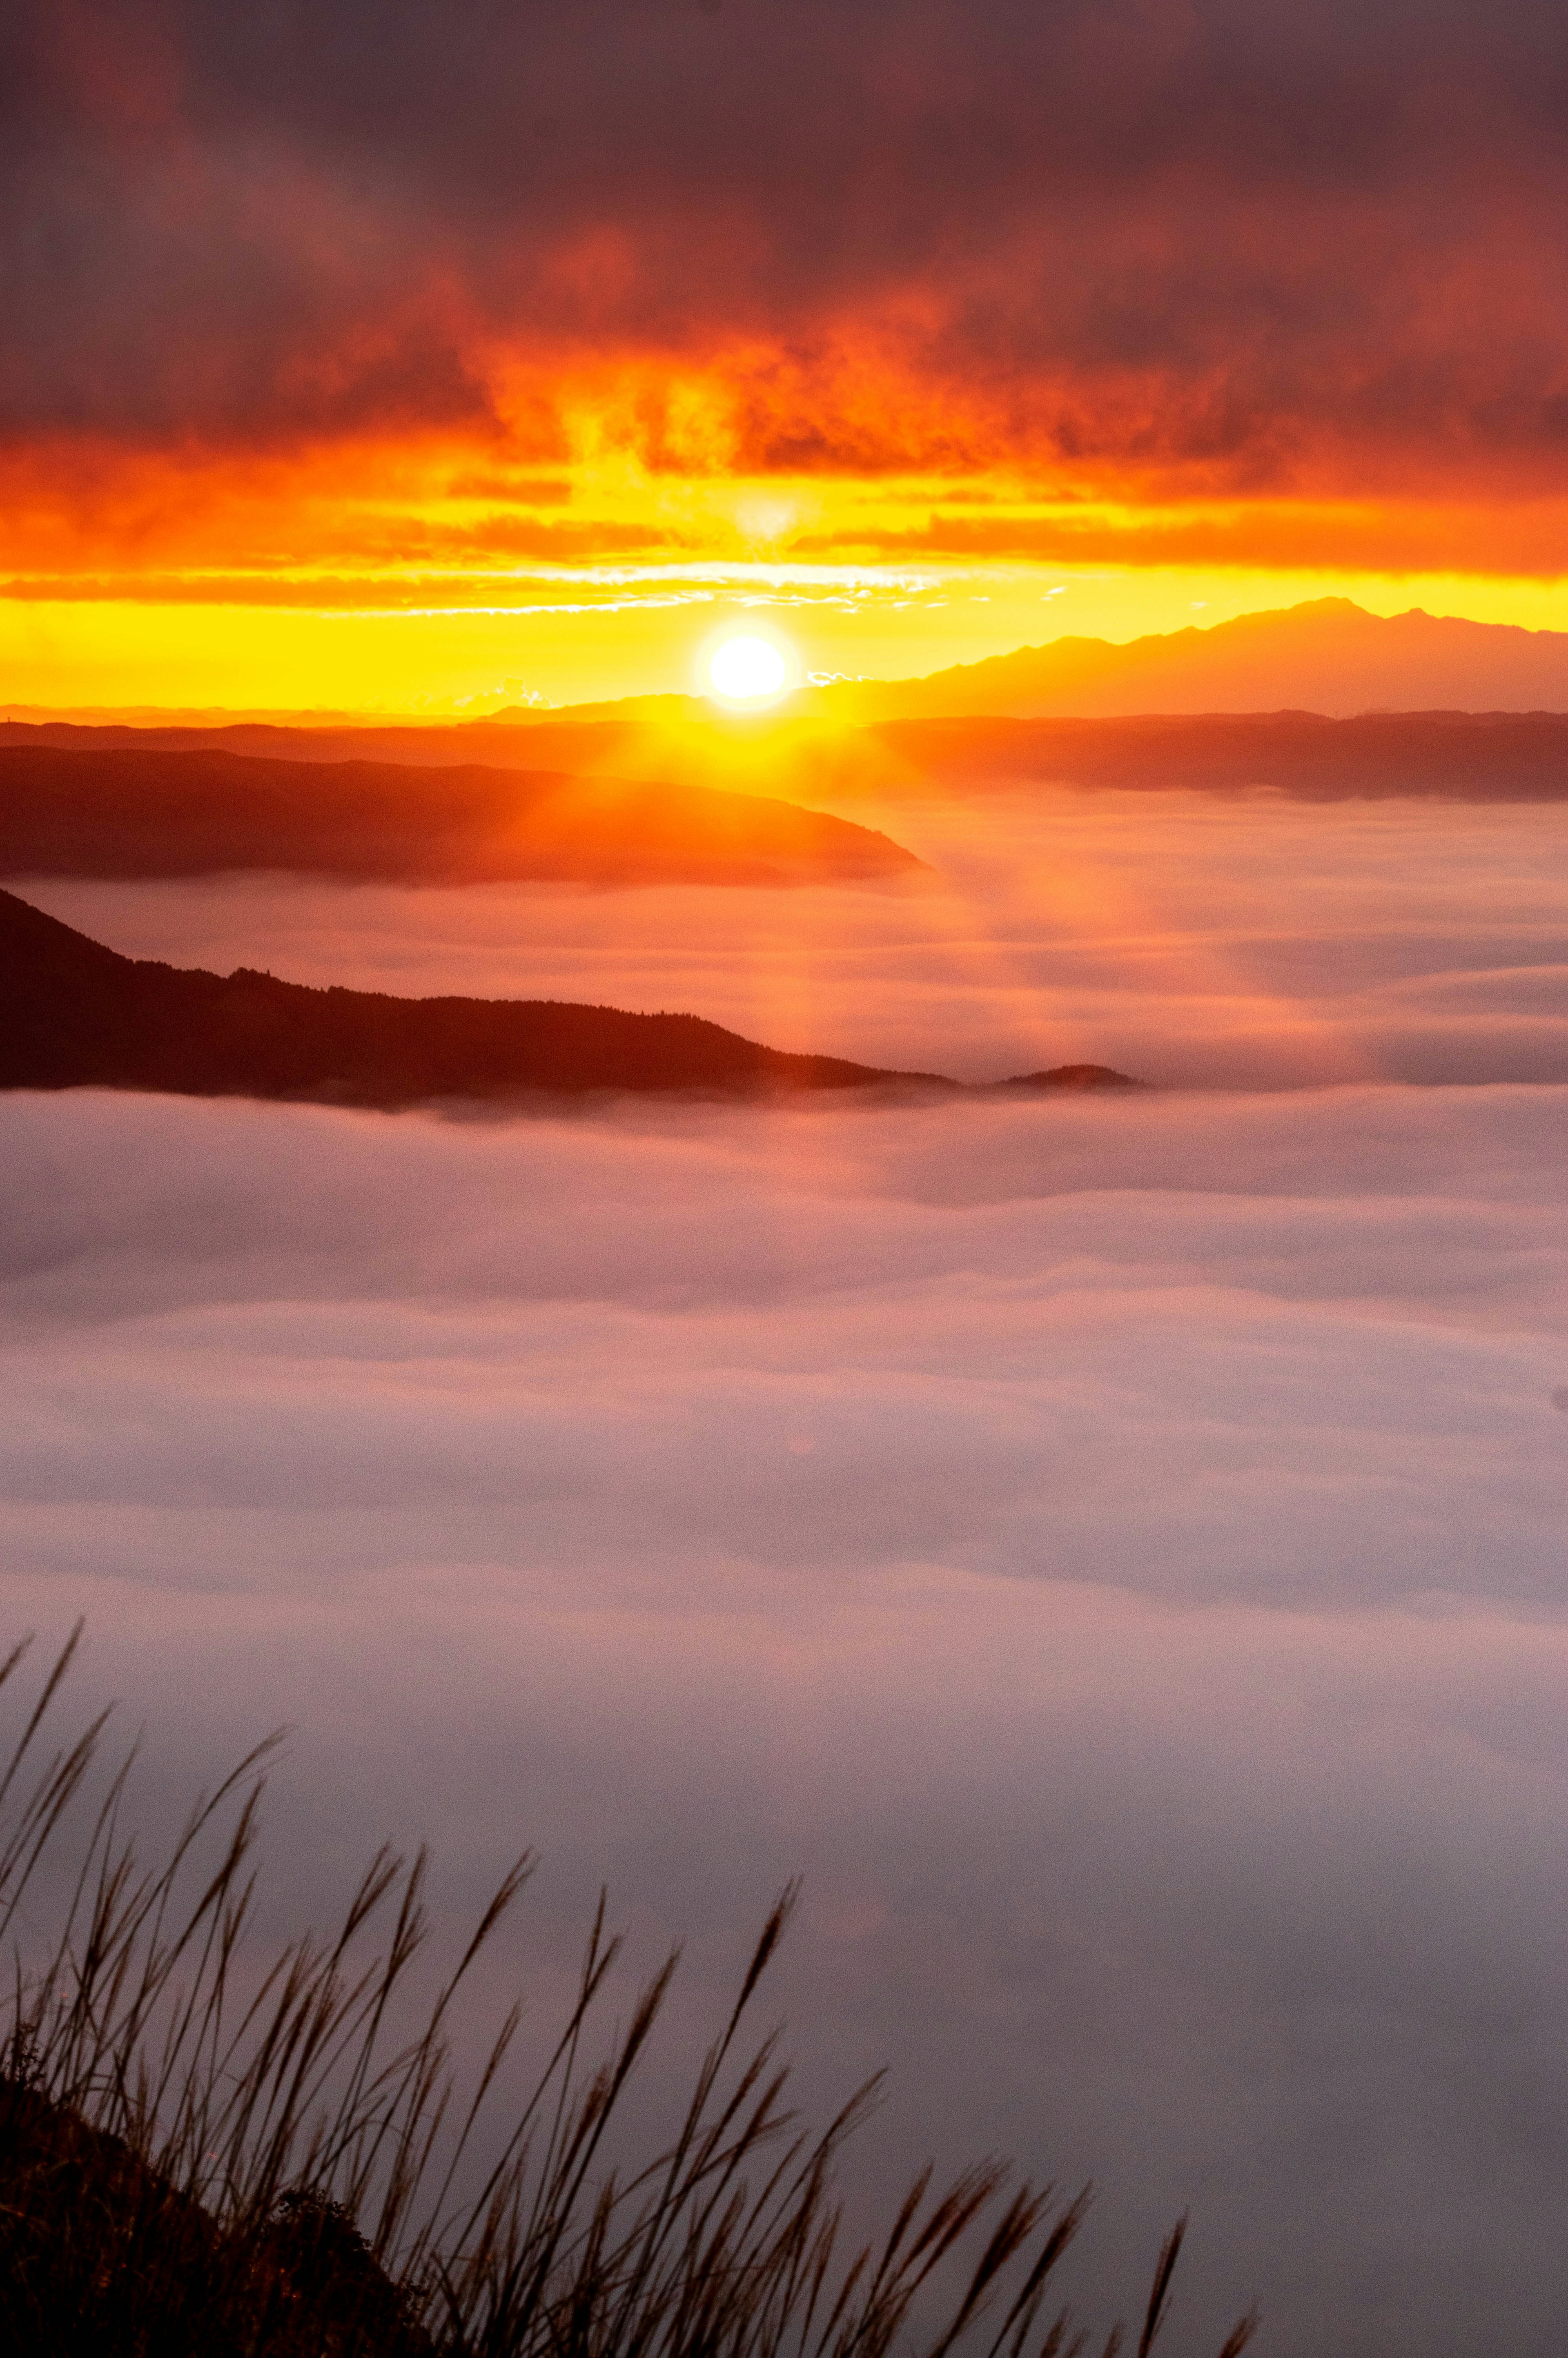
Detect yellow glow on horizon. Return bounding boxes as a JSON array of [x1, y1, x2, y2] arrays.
[[15, 563, 1568, 717], [17, 371, 1568, 714]]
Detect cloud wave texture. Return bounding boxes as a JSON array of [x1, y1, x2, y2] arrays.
[[2, 1071, 1566, 2357]]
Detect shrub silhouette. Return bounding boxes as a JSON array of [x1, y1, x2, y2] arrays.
[[0, 1630, 1258, 2358]]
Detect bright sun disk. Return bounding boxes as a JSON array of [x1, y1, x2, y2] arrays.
[[707, 633, 788, 701]]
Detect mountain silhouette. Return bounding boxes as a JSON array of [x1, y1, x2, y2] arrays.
[[0, 889, 1134, 1107], [0, 747, 921, 886], [824, 598, 1568, 719], [12, 608, 1568, 819], [463, 598, 1568, 722], [376, 601, 1568, 726]]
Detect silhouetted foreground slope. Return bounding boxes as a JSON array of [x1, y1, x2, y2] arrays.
[[0, 745, 920, 884], [0, 890, 1134, 1104], [0, 2084, 431, 2358], [0, 1634, 1254, 2358]]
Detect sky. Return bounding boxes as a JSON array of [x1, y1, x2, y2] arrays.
[[14, 0, 1568, 708], [9, 12, 1568, 2349]]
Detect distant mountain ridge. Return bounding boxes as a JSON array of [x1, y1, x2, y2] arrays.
[[0, 890, 1134, 1106], [11, 604, 1568, 760], [835, 709, 1568, 800], [12, 697, 1568, 822], [474, 598, 1568, 723], [818, 599, 1568, 720], [13, 617, 1568, 819]]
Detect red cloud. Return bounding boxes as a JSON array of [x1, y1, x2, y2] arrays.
[[9, 0, 1568, 572]]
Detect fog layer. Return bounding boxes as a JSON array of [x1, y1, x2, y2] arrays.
[[2, 1075, 1567, 2357], [5, 791, 1568, 2354], [20, 788, 1568, 1086]]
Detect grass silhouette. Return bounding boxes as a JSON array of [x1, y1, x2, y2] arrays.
[[0, 1629, 1258, 2358]]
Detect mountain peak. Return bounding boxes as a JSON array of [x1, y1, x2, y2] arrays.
[[820, 597, 1568, 720]]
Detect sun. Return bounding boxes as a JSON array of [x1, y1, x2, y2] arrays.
[[706, 632, 790, 704]]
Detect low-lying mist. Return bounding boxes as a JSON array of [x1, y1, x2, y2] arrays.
[[2, 1074, 1566, 2358], [5, 788, 1568, 2354], [18, 788, 1568, 1087]]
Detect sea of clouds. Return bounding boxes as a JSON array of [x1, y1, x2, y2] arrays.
[[20, 786, 1568, 1088], [3, 793, 1568, 2355]]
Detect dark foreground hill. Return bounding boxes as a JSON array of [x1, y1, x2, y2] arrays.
[[0, 890, 1134, 1106], [0, 746, 920, 886]]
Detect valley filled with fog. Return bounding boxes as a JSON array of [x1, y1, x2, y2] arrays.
[[3, 788, 1568, 2356], [21, 787, 1568, 1089]]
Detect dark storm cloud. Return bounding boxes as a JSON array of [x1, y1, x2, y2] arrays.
[[9, 0, 1568, 478]]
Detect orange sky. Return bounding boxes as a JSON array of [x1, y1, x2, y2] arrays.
[[16, 436, 1568, 717], [11, 1, 1568, 711]]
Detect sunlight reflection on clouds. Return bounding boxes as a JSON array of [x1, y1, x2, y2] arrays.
[[19, 790, 1568, 1088]]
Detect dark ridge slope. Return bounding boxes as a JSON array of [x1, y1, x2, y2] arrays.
[[0, 2079, 429, 2358], [0, 891, 1137, 1107], [0, 888, 943, 1104], [0, 747, 921, 885]]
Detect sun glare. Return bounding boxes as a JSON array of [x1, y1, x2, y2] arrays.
[[706, 632, 789, 703]]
